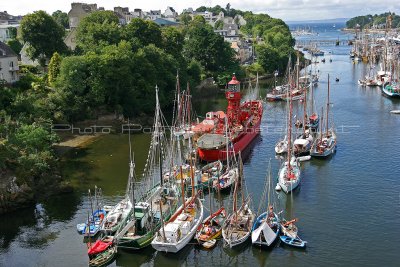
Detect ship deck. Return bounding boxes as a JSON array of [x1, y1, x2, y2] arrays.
[[197, 134, 228, 150]]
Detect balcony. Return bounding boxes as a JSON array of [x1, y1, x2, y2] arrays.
[[9, 66, 19, 72]]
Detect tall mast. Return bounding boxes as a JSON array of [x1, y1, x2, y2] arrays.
[[208, 181, 212, 214], [287, 63, 293, 172], [303, 75, 307, 134], [159, 200, 166, 242], [189, 135, 195, 198], [180, 166, 185, 210], [310, 68, 314, 114], [88, 189, 93, 220], [326, 74, 330, 136], [128, 121, 136, 224], [225, 117, 230, 167], [320, 106, 323, 141], [239, 152, 244, 207], [296, 52, 300, 90], [155, 86, 163, 186]]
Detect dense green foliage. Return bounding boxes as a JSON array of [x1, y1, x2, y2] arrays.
[[6, 39, 23, 55], [52, 10, 69, 29], [240, 13, 295, 74], [47, 52, 62, 86], [76, 11, 121, 53], [346, 12, 400, 29], [20, 11, 67, 63], [183, 16, 240, 76], [0, 76, 59, 182], [195, 3, 244, 18]]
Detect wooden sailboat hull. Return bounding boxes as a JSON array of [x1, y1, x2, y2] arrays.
[[195, 207, 226, 246], [310, 132, 337, 158], [222, 205, 254, 248], [88, 245, 117, 267]]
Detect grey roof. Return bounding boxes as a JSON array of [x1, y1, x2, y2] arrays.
[[0, 41, 17, 58], [153, 18, 179, 26]]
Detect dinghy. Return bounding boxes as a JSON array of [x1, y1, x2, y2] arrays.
[[279, 235, 307, 248]]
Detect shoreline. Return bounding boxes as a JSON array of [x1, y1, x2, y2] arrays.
[[54, 134, 102, 156]]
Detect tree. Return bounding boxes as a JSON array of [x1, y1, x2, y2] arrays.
[[180, 13, 192, 26], [214, 20, 224, 30], [184, 19, 238, 75], [161, 27, 184, 59], [7, 122, 59, 178], [48, 52, 62, 86], [7, 27, 17, 39], [226, 3, 231, 16], [52, 10, 69, 29], [76, 11, 121, 53], [256, 44, 280, 73], [7, 39, 23, 54], [196, 6, 207, 12], [20, 11, 67, 63], [122, 18, 162, 49]]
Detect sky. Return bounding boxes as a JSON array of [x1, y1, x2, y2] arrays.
[[1, 0, 399, 22]]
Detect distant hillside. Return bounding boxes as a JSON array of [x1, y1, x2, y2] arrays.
[[287, 18, 349, 24], [346, 12, 400, 29]]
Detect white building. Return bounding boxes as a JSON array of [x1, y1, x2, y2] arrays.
[[164, 7, 177, 20], [149, 10, 161, 20], [0, 24, 19, 42], [0, 41, 19, 83]]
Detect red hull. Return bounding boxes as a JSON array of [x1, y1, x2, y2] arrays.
[[198, 113, 262, 162]]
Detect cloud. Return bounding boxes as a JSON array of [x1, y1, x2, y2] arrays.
[[1, 0, 399, 21]]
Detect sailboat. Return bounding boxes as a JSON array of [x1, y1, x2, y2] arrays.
[[294, 55, 313, 157], [277, 72, 301, 194], [100, 177, 133, 234], [274, 60, 292, 154], [195, 185, 226, 249], [275, 135, 288, 154], [310, 75, 337, 158], [279, 217, 307, 248], [212, 117, 238, 192], [222, 153, 255, 248], [115, 87, 180, 250], [151, 132, 204, 253], [251, 161, 280, 248], [307, 63, 319, 131], [77, 186, 107, 236], [87, 211, 117, 266]]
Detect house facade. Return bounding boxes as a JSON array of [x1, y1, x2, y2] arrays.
[[0, 41, 19, 83], [163, 7, 177, 21], [65, 3, 98, 50], [0, 24, 19, 42], [149, 10, 161, 20]]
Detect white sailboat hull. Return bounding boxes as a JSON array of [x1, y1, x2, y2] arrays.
[[278, 163, 301, 193], [151, 197, 203, 253]]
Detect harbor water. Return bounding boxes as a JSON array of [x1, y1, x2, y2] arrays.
[[1, 22, 399, 267]]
